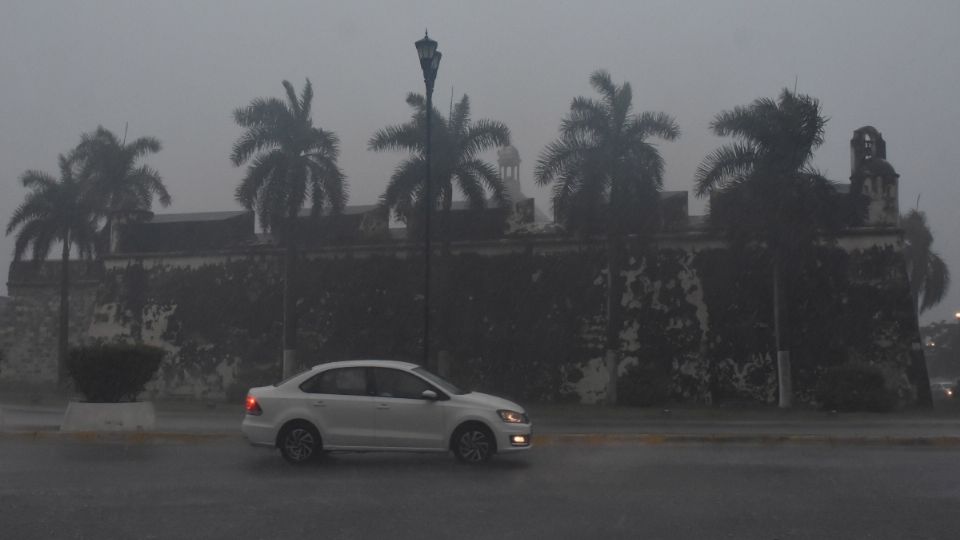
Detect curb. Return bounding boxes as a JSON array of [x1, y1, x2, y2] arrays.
[[532, 433, 960, 448], [0, 431, 242, 444], [2, 430, 960, 448]]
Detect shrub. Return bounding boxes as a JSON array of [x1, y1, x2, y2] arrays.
[[617, 362, 672, 406], [815, 363, 896, 412], [67, 344, 164, 403]]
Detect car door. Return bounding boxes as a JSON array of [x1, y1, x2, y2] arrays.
[[300, 367, 378, 448], [370, 368, 446, 450]]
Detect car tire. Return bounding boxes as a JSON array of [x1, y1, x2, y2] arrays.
[[278, 421, 321, 465], [452, 424, 495, 464]]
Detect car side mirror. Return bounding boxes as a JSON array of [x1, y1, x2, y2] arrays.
[[421, 389, 439, 401]]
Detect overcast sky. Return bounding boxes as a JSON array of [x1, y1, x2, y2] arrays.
[[2, 0, 958, 323]]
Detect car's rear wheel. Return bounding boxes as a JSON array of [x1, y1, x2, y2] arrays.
[[278, 422, 321, 464], [452, 424, 495, 464]]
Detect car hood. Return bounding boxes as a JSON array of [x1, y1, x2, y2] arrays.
[[455, 391, 525, 413]]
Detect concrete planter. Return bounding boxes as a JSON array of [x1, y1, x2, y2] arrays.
[[61, 401, 156, 432]]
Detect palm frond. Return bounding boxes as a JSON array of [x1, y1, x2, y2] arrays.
[[459, 158, 505, 206], [20, 170, 58, 191], [565, 97, 608, 139], [588, 70, 617, 104], [627, 111, 681, 142], [450, 95, 470, 137], [454, 168, 487, 210], [610, 82, 633, 129], [921, 252, 951, 312], [299, 79, 314, 119], [126, 136, 162, 159], [382, 157, 425, 220], [535, 136, 587, 186], [368, 124, 423, 153], [694, 143, 758, 196], [710, 98, 777, 141], [405, 93, 427, 110], [235, 150, 285, 209], [462, 120, 510, 158], [233, 97, 289, 128], [282, 80, 301, 118]]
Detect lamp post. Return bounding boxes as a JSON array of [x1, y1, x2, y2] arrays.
[[954, 311, 960, 370], [415, 31, 441, 368]]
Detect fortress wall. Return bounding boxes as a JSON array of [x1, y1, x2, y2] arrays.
[[2, 230, 925, 406]]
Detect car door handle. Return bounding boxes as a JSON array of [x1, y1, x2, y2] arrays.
[[312, 401, 325, 407], [377, 404, 390, 410]]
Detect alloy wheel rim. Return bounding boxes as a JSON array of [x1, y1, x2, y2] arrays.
[[458, 430, 490, 462], [284, 428, 315, 461]]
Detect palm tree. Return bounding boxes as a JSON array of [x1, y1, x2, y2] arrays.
[[75, 126, 170, 251], [369, 93, 510, 255], [902, 209, 950, 314], [535, 70, 680, 405], [694, 89, 847, 408], [231, 79, 347, 378], [6, 154, 99, 384]]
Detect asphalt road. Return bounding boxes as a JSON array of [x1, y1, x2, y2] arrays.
[[1, 439, 958, 540]]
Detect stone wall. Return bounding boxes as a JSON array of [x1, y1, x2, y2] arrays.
[[1, 231, 927, 406], [38, 231, 920, 405], [0, 262, 102, 386]]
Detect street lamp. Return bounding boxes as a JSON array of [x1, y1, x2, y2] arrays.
[[954, 311, 960, 365], [415, 31, 441, 368]]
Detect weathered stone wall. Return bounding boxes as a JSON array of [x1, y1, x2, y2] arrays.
[[65, 232, 924, 406], [0, 280, 100, 385], [1, 232, 926, 406]]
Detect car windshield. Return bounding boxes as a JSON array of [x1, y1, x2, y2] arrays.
[[413, 367, 466, 395]]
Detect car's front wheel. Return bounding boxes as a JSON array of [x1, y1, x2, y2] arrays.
[[452, 424, 495, 464], [278, 422, 321, 464]]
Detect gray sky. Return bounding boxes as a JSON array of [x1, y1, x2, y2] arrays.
[[2, 0, 958, 323]]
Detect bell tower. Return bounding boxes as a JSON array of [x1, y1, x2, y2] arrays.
[[497, 145, 524, 204], [850, 126, 899, 227]]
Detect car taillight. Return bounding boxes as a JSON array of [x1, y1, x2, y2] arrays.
[[245, 395, 263, 416]]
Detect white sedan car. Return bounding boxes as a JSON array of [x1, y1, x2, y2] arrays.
[[242, 360, 532, 464]]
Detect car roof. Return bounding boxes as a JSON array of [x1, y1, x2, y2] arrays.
[[311, 359, 419, 371]]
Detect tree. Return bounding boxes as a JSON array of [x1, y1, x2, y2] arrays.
[[535, 70, 680, 405], [6, 154, 99, 384], [369, 93, 510, 256], [695, 89, 850, 408], [902, 209, 950, 314], [75, 126, 170, 251], [231, 79, 347, 378]]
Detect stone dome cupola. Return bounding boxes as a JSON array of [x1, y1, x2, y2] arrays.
[[497, 145, 521, 167]]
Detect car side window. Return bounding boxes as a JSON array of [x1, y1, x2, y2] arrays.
[[301, 367, 369, 396], [373, 368, 432, 400]]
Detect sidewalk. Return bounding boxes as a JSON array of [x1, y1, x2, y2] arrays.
[[3, 399, 960, 446]]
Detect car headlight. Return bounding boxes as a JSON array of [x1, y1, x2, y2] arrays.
[[498, 410, 528, 424]]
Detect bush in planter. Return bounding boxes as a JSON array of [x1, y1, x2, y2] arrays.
[[815, 362, 896, 412], [67, 344, 164, 403]]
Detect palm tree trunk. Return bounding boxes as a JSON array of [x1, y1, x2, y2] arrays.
[[773, 259, 792, 408], [282, 217, 298, 379], [605, 235, 623, 406], [58, 233, 70, 388]]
